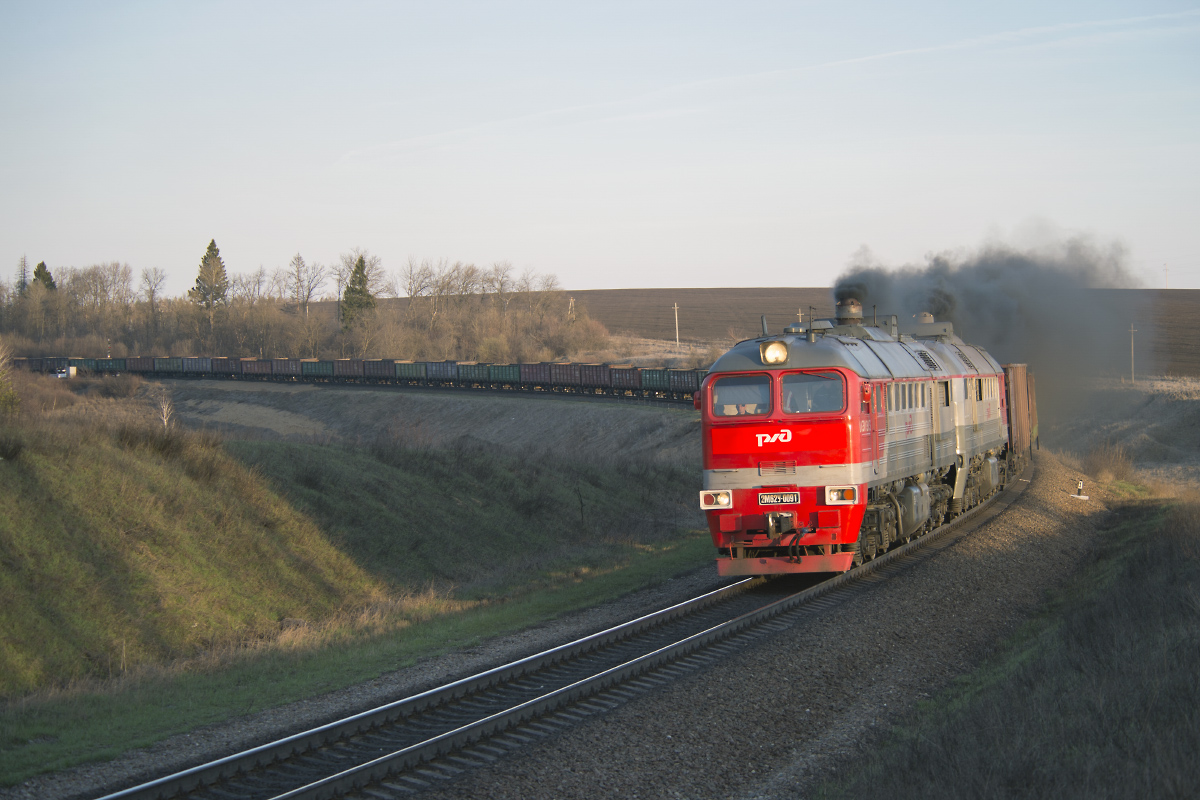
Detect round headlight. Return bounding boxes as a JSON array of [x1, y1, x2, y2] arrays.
[[761, 340, 788, 365]]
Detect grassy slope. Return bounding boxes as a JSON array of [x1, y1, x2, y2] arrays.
[[0, 532, 710, 782], [818, 492, 1200, 798], [0, 421, 383, 697], [225, 438, 702, 597], [0, 379, 712, 785]]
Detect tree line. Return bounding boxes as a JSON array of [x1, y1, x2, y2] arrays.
[[0, 241, 608, 362]]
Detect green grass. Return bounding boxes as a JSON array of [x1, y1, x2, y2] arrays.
[[816, 494, 1200, 799], [0, 419, 384, 697], [0, 378, 713, 785], [0, 532, 711, 784], [225, 437, 702, 598]]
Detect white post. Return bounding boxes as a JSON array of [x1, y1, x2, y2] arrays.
[[673, 303, 679, 346]]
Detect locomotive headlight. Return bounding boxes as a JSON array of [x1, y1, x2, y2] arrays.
[[760, 340, 789, 365], [825, 486, 858, 505], [699, 490, 732, 510]]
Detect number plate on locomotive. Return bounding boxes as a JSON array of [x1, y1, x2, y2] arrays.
[[758, 492, 799, 505]]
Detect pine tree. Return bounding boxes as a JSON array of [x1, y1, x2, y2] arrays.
[[32, 261, 56, 291], [188, 239, 229, 334], [341, 255, 375, 331]]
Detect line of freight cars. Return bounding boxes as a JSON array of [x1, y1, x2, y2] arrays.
[[13, 356, 707, 402]]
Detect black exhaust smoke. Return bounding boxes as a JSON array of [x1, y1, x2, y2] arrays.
[[832, 236, 1155, 423]]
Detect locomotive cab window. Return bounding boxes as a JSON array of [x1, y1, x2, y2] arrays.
[[711, 374, 771, 417], [782, 372, 845, 414]]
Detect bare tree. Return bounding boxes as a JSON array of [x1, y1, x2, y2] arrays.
[[286, 253, 327, 318], [155, 388, 174, 429], [485, 261, 514, 317], [231, 268, 267, 305], [141, 267, 167, 335]]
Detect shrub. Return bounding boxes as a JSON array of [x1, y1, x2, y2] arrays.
[[0, 429, 23, 460], [0, 337, 18, 417], [1083, 440, 1135, 483]]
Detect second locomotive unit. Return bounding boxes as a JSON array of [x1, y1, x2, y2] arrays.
[[697, 298, 1036, 576]]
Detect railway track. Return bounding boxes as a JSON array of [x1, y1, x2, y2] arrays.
[[99, 465, 1033, 800]]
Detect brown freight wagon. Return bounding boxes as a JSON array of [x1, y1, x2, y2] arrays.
[[241, 359, 272, 376], [1027, 373, 1039, 449], [212, 357, 241, 374], [1003, 363, 1032, 456], [610, 365, 640, 390], [272, 358, 301, 376], [579, 364, 611, 389], [125, 357, 155, 372], [550, 362, 581, 387], [334, 359, 364, 377], [362, 359, 395, 379], [519, 362, 551, 385]]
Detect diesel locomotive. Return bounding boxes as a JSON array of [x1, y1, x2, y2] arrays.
[[697, 298, 1037, 576]]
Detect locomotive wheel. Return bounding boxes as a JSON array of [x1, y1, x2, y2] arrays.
[[862, 533, 878, 561]]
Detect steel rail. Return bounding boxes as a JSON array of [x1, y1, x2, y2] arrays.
[[279, 461, 1036, 800], [96, 462, 1034, 800], [95, 578, 760, 800]]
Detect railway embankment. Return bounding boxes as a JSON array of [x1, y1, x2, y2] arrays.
[[0, 373, 711, 793], [7, 376, 1196, 798]]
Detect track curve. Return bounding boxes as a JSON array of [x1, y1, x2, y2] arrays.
[[98, 463, 1033, 800]]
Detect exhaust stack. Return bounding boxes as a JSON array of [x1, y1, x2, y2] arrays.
[[835, 298, 863, 325]]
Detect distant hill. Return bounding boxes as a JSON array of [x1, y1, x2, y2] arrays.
[[567, 287, 835, 343]]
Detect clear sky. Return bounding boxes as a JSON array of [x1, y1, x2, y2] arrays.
[[2, 1, 1197, 296]]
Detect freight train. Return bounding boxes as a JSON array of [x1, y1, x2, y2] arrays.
[[10, 355, 707, 402], [697, 299, 1038, 576]]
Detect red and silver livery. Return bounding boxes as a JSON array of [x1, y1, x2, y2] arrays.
[[697, 300, 1037, 576]]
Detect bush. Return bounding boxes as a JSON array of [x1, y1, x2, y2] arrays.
[[0, 429, 23, 461], [1083, 440, 1135, 483]]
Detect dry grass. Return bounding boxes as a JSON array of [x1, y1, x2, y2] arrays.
[[1083, 440, 1136, 483], [821, 495, 1200, 799]]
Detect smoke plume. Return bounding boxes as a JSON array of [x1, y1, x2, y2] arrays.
[[833, 236, 1152, 420]]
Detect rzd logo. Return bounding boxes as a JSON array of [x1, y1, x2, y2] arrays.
[[756, 429, 793, 447]]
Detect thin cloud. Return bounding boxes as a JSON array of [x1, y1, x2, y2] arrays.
[[338, 9, 1200, 165]]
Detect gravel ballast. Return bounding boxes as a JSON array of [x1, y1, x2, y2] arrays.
[[414, 452, 1109, 800], [4, 452, 1108, 800]]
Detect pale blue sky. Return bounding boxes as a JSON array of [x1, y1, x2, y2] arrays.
[[2, 1, 1197, 295]]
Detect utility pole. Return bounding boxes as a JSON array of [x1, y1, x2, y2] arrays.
[[673, 303, 679, 346], [1130, 323, 1137, 384]]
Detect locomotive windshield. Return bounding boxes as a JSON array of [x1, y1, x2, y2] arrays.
[[782, 371, 844, 414], [711, 375, 771, 417]]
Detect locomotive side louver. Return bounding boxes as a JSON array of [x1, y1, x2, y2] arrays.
[[916, 351, 940, 371], [759, 461, 797, 476], [959, 354, 977, 370]]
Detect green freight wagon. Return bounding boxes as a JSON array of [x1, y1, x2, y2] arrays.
[[489, 364, 520, 384], [183, 357, 212, 373], [301, 359, 334, 377], [396, 361, 427, 380], [456, 362, 490, 382], [640, 368, 671, 393]]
